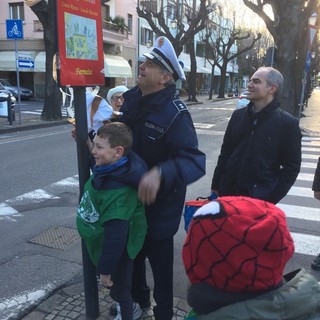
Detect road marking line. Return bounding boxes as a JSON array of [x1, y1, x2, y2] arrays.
[[297, 172, 315, 181], [287, 186, 314, 197], [0, 203, 18, 216], [6, 189, 59, 203], [302, 147, 320, 152], [302, 154, 319, 160], [303, 137, 320, 142], [52, 176, 79, 187], [0, 283, 56, 320], [0, 203, 22, 222], [291, 232, 320, 256], [301, 162, 317, 169], [278, 203, 320, 221], [194, 123, 215, 129]]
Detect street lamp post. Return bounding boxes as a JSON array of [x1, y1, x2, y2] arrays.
[[298, 12, 318, 122]]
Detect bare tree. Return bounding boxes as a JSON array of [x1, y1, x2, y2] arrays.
[[243, 0, 320, 117], [137, 0, 215, 101], [201, 12, 261, 98], [25, 0, 61, 121]]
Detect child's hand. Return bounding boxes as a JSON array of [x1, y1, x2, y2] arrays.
[[100, 274, 113, 287]]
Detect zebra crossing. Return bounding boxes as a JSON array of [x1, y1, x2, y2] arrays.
[[278, 136, 320, 256]]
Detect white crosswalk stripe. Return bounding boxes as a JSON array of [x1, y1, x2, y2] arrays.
[[22, 109, 68, 116], [287, 186, 314, 197], [278, 204, 320, 222], [291, 232, 320, 256], [297, 173, 316, 181], [302, 154, 319, 160], [279, 137, 320, 257]]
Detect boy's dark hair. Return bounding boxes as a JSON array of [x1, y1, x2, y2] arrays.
[[96, 122, 133, 156]]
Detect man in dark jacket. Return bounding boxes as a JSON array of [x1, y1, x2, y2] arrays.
[[211, 67, 301, 204], [119, 36, 206, 320]]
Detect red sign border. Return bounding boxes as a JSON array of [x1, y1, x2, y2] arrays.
[[56, 0, 105, 86]]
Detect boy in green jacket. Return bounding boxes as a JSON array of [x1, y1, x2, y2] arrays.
[[77, 122, 148, 320]]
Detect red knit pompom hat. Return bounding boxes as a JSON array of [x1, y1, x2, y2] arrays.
[[182, 196, 294, 293]]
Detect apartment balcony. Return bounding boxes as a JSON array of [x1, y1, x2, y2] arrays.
[[102, 20, 128, 42]]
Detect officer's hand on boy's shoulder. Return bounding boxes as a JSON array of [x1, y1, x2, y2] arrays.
[[138, 166, 161, 205]]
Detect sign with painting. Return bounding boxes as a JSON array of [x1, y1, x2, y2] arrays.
[[56, 0, 105, 86]]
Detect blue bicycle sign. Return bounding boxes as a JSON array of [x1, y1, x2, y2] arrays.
[[6, 19, 23, 40]]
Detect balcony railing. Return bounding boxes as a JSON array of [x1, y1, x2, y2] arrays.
[[102, 20, 128, 38], [33, 20, 44, 32]]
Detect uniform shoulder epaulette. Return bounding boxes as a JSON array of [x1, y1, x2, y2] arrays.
[[172, 99, 188, 112]]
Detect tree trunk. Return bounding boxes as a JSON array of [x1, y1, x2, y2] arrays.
[[27, 0, 62, 121], [209, 64, 215, 100], [186, 40, 198, 102], [218, 65, 228, 98], [274, 3, 306, 117]]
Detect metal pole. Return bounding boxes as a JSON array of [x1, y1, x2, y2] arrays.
[[7, 95, 12, 126], [298, 71, 307, 123], [270, 46, 275, 68], [73, 86, 99, 319], [14, 39, 22, 124]]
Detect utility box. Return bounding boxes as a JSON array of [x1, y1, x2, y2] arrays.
[[0, 92, 9, 116]]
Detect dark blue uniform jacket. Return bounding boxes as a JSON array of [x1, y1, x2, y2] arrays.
[[121, 84, 206, 239]]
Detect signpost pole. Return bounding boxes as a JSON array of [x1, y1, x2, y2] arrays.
[[14, 39, 22, 124], [55, 0, 105, 315], [6, 19, 24, 125], [73, 86, 99, 319]]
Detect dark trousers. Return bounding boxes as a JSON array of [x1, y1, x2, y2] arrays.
[[110, 251, 134, 320], [132, 238, 174, 320]]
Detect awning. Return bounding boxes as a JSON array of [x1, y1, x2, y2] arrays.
[[178, 54, 221, 75], [34, 52, 46, 72], [0, 51, 42, 72], [103, 54, 132, 78], [0, 52, 16, 71], [182, 63, 221, 75]]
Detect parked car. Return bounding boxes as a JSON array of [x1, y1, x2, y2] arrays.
[[0, 78, 33, 100], [236, 90, 250, 109], [0, 83, 16, 107]]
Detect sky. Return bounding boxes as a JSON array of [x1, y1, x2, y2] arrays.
[[222, 0, 272, 30]]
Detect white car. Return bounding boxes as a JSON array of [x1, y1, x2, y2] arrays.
[[236, 90, 250, 109], [0, 78, 33, 100], [0, 85, 16, 107]]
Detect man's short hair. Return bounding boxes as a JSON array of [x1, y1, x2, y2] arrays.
[[262, 67, 284, 96]]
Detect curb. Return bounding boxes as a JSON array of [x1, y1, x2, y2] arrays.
[[0, 119, 69, 134]]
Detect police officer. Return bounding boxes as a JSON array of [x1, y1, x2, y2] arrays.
[[120, 36, 206, 320]]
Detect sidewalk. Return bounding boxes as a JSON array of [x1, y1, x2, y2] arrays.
[[3, 92, 320, 320], [299, 88, 320, 136]]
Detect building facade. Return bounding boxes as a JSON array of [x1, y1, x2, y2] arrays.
[[0, 0, 138, 99]]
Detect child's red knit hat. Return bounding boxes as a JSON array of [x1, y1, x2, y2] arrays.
[[182, 196, 294, 292]]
